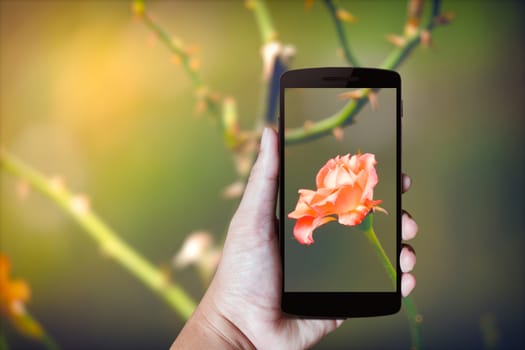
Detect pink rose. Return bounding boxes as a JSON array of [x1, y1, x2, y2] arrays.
[[288, 153, 385, 245]]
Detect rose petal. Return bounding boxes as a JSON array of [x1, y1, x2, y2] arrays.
[[316, 158, 334, 188], [293, 217, 315, 245], [288, 189, 318, 218], [349, 153, 358, 171], [338, 205, 370, 226], [293, 216, 335, 245], [298, 188, 316, 199], [322, 163, 340, 188], [333, 185, 362, 214], [361, 166, 378, 200], [335, 164, 353, 185], [354, 169, 368, 191], [310, 188, 339, 211]]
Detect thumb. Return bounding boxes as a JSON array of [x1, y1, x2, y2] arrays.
[[231, 127, 279, 239]]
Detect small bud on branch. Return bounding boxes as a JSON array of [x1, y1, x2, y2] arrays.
[[336, 8, 357, 24], [386, 34, 407, 48]]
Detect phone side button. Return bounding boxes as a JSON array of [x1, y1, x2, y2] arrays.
[[401, 99, 404, 117]]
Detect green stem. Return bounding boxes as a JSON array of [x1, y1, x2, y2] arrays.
[[30, 313, 61, 350], [285, 91, 368, 145], [136, 1, 220, 118], [362, 220, 396, 285], [250, 0, 277, 44], [250, 0, 282, 126], [361, 214, 422, 349], [4, 311, 61, 350], [284, 0, 445, 145], [403, 295, 423, 350], [0, 150, 197, 320], [240, 0, 280, 180], [380, 0, 441, 71], [323, 0, 360, 67], [141, 13, 201, 87]]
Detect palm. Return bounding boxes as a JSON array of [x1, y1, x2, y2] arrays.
[[210, 216, 340, 349]]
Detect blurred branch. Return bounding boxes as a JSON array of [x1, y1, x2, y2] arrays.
[[246, 0, 277, 44], [247, 0, 294, 127], [285, 89, 370, 144], [0, 150, 197, 321], [323, 0, 360, 67], [380, 0, 446, 70], [216, 0, 295, 188], [1, 252, 59, 349], [132, 0, 220, 117], [133, 0, 266, 181], [284, 0, 452, 145], [10, 312, 60, 350], [403, 296, 423, 350]]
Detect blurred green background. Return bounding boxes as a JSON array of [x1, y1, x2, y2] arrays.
[[1, 1, 523, 349]]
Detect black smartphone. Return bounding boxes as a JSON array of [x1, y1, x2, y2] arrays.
[[279, 67, 402, 317]]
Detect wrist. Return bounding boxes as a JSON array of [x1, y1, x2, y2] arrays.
[[171, 296, 255, 350]]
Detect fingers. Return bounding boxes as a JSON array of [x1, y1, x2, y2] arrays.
[[231, 127, 279, 238], [400, 244, 416, 273], [401, 273, 416, 297], [402, 173, 411, 193], [402, 211, 418, 241], [401, 214, 417, 296], [401, 174, 416, 297]]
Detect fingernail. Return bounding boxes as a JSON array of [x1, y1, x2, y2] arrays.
[[403, 175, 412, 190], [402, 214, 418, 240], [401, 274, 416, 297], [400, 248, 416, 272]]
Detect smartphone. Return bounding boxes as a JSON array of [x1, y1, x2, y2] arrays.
[[279, 67, 402, 317]]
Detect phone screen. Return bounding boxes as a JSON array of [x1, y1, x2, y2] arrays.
[[282, 87, 398, 294]]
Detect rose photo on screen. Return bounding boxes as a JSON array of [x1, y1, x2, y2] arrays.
[[288, 152, 387, 246]]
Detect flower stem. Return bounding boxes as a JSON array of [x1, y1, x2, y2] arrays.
[[403, 295, 423, 350], [362, 219, 396, 285], [0, 150, 197, 320], [323, 0, 360, 67], [361, 214, 422, 349], [30, 314, 61, 350]]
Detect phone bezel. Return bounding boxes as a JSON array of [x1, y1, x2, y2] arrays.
[[279, 67, 402, 317]]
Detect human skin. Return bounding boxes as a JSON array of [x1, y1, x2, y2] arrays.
[[171, 128, 418, 349]]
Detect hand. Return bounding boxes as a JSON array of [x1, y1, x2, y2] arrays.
[[171, 128, 418, 349]]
